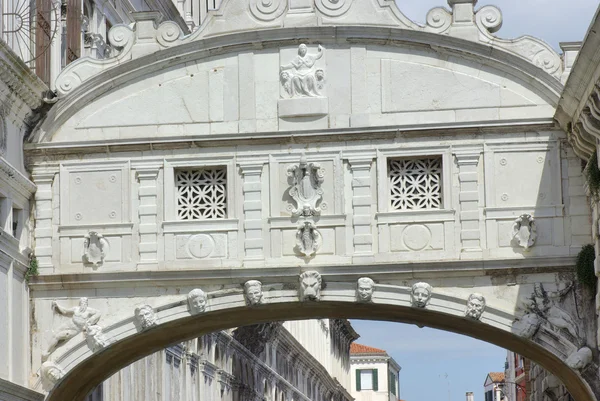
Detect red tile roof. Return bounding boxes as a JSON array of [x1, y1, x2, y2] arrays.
[[350, 343, 387, 355], [488, 372, 505, 383]]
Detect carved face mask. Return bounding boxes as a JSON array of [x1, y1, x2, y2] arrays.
[[301, 277, 321, 300], [412, 288, 431, 307], [246, 286, 263, 305], [357, 283, 374, 301]]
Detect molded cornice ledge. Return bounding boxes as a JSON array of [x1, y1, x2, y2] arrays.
[[555, 7, 600, 160], [0, 156, 36, 200], [0, 40, 47, 110], [0, 377, 44, 401]]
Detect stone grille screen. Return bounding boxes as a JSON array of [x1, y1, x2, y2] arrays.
[[176, 168, 227, 220], [388, 157, 442, 210]]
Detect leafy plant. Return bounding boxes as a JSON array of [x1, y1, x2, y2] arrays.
[[585, 152, 600, 201], [25, 256, 39, 282], [576, 244, 597, 292]]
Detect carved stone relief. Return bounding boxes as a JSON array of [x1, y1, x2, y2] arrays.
[[299, 271, 322, 301], [411, 282, 432, 308], [135, 304, 158, 330], [83, 231, 109, 265], [465, 293, 486, 320], [43, 297, 102, 361], [232, 322, 282, 356], [512, 313, 542, 339], [85, 325, 111, 352], [356, 277, 375, 302], [41, 361, 65, 390], [188, 288, 207, 314], [244, 280, 264, 306], [295, 221, 322, 257], [280, 44, 325, 98], [287, 155, 326, 217], [511, 214, 537, 250], [566, 347, 593, 370], [515, 283, 580, 342]]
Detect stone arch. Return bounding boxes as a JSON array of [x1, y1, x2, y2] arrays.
[[42, 283, 597, 401]]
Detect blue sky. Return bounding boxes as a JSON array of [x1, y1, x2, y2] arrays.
[[396, 0, 599, 50], [350, 320, 506, 401]]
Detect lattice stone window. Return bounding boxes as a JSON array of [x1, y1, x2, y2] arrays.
[[388, 157, 442, 210], [176, 167, 227, 220]]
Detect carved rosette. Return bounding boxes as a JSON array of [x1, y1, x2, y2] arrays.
[[511, 214, 537, 250], [83, 231, 109, 266], [295, 221, 322, 257], [315, 0, 353, 17], [287, 155, 326, 217], [249, 0, 287, 22]]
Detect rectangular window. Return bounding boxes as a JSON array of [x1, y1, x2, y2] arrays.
[[360, 370, 373, 390], [356, 369, 378, 391], [389, 372, 397, 395], [12, 207, 23, 239], [388, 157, 442, 211], [175, 167, 227, 220]]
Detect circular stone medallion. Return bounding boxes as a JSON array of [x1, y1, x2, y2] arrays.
[[187, 234, 215, 259], [402, 225, 431, 251]]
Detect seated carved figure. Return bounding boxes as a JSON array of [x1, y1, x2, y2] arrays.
[[280, 44, 325, 98]]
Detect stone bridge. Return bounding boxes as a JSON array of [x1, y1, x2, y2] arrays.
[[24, 0, 600, 400]]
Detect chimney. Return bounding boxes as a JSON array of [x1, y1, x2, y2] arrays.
[[466, 392, 474, 401]]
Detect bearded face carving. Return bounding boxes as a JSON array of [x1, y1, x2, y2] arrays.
[[465, 293, 486, 320], [300, 271, 322, 301]]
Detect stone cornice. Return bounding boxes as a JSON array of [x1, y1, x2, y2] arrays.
[[28, 256, 576, 291], [0, 157, 36, 200], [555, 7, 600, 160], [25, 122, 559, 158], [0, 378, 44, 401], [0, 40, 47, 111]]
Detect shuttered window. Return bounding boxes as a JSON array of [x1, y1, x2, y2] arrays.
[[356, 369, 378, 391], [66, 0, 81, 64], [35, 0, 52, 85], [389, 372, 397, 395]]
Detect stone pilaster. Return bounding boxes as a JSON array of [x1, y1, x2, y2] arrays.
[[348, 158, 374, 256], [240, 163, 264, 264], [455, 151, 482, 254], [32, 172, 56, 272], [136, 167, 160, 263]]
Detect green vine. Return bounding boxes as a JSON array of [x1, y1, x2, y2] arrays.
[[585, 151, 600, 201], [25, 256, 39, 282], [576, 244, 597, 292]]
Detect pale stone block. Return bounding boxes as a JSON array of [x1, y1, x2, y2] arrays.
[[278, 97, 328, 118]]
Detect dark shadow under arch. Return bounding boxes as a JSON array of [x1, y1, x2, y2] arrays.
[[47, 301, 595, 401]]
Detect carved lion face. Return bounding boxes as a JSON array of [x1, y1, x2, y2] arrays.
[[300, 272, 322, 301]]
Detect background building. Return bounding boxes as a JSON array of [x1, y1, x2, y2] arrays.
[[350, 343, 401, 401]]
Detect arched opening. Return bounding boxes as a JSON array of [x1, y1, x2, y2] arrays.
[[45, 301, 596, 401]]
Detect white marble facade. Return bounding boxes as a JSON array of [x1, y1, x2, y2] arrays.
[[7, 0, 600, 400]]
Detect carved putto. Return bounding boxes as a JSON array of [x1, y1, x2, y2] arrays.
[[280, 44, 325, 98], [83, 231, 109, 265], [188, 288, 207, 314], [511, 214, 537, 250], [135, 304, 158, 330], [295, 221, 322, 257], [85, 325, 111, 352], [244, 280, 264, 306], [287, 154, 326, 217], [411, 282, 432, 308], [43, 297, 102, 361], [465, 293, 486, 320], [300, 271, 322, 301], [40, 361, 65, 389], [566, 347, 593, 370], [356, 277, 375, 302]]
